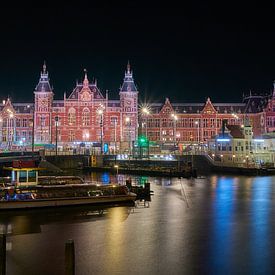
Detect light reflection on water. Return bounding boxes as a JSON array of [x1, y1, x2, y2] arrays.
[[3, 173, 275, 275]]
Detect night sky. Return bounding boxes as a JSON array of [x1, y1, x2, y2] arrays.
[[1, 2, 275, 104]]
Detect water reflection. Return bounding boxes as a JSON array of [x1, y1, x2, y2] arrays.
[[250, 176, 272, 274], [5, 173, 275, 275], [0, 204, 134, 237]]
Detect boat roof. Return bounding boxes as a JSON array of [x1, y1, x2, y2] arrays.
[[3, 167, 45, 171]]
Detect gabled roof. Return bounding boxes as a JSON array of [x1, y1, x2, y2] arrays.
[[226, 125, 244, 138], [150, 99, 246, 114], [243, 94, 269, 113], [120, 62, 138, 92], [34, 63, 53, 93], [67, 72, 104, 100]]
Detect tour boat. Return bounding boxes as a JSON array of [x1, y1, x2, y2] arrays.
[[0, 163, 136, 210], [0, 183, 137, 210]]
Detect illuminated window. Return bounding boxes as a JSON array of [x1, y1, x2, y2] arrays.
[[69, 130, 75, 142], [68, 108, 76, 125], [82, 108, 90, 126]]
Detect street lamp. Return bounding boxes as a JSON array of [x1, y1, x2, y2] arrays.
[[97, 108, 104, 154], [55, 116, 59, 156], [142, 107, 150, 139], [125, 117, 131, 154], [195, 120, 199, 153], [171, 113, 178, 147], [27, 105, 35, 156], [8, 112, 14, 150], [114, 118, 117, 154]]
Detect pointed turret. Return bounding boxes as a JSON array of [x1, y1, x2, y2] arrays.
[[34, 61, 53, 93], [120, 61, 137, 92]]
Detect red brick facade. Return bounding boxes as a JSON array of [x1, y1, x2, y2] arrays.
[[0, 63, 275, 152]]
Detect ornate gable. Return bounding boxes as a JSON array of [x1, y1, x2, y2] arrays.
[[201, 97, 217, 114], [159, 98, 174, 115], [79, 87, 92, 101], [78, 71, 92, 101], [1, 98, 16, 116]]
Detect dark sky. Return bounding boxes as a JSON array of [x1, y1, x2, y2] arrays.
[[1, 1, 275, 103]]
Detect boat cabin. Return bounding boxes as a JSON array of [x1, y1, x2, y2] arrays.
[[3, 160, 45, 187]]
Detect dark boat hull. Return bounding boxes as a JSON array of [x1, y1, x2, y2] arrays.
[[0, 193, 137, 210]]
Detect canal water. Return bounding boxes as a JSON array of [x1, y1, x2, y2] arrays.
[[3, 173, 275, 275]]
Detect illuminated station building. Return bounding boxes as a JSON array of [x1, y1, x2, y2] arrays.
[[0, 63, 138, 153], [1, 62, 275, 153]]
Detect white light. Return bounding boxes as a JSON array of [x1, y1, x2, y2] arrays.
[[217, 138, 230, 142], [254, 139, 264, 143]]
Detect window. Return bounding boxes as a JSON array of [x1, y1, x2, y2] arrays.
[[68, 108, 76, 125], [82, 108, 90, 126], [110, 117, 118, 126], [69, 130, 75, 142]]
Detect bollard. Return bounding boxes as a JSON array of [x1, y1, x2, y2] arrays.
[[0, 235, 6, 275], [65, 239, 75, 275], [144, 182, 150, 192]]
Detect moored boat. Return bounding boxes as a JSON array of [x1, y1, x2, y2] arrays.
[[0, 183, 136, 210], [0, 161, 136, 210]]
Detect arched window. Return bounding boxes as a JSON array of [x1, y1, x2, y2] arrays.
[[68, 108, 76, 125], [82, 108, 90, 126]]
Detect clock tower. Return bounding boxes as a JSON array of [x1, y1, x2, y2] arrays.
[[119, 62, 138, 148], [34, 62, 54, 144]]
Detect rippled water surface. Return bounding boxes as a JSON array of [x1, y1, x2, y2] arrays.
[[3, 173, 275, 275]]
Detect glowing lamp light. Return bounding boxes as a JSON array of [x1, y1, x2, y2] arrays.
[[217, 138, 230, 142], [254, 139, 264, 142]]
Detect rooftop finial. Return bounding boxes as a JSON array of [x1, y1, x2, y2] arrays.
[[43, 61, 47, 74], [127, 60, 131, 74], [83, 68, 89, 87]]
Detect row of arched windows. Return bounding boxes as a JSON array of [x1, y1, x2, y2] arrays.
[[67, 107, 94, 126]]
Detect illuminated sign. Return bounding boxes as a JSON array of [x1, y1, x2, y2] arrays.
[[103, 143, 109, 153]]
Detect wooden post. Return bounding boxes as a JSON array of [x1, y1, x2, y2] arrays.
[[0, 235, 6, 275], [65, 239, 75, 275]]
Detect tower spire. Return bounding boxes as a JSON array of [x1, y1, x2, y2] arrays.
[[83, 68, 89, 87], [43, 60, 47, 74], [127, 60, 131, 74]]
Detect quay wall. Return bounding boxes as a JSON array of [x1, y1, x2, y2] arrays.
[[45, 155, 91, 169]]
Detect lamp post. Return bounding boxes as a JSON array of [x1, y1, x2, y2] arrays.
[[55, 116, 59, 156], [142, 107, 150, 157], [97, 108, 104, 154], [114, 118, 117, 155], [195, 120, 199, 153], [8, 112, 14, 151], [171, 113, 178, 152], [27, 105, 35, 156], [125, 117, 131, 155], [142, 107, 150, 139]]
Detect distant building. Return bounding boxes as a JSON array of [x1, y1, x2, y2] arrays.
[[1, 62, 275, 153], [140, 85, 275, 153], [208, 122, 272, 167]]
